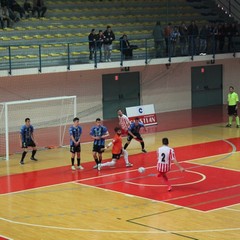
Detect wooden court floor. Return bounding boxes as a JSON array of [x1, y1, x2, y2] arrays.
[[0, 106, 240, 240]]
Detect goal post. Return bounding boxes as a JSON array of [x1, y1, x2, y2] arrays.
[[0, 96, 77, 160]]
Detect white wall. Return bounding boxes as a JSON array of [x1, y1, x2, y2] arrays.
[[0, 58, 240, 122]]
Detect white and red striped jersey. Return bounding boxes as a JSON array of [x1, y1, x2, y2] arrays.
[[157, 145, 176, 172], [118, 114, 131, 131]]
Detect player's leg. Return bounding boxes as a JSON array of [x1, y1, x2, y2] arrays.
[[122, 149, 133, 167], [76, 146, 84, 170], [157, 172, 172, 191], [123, 135, 133, 150], [20, 143, 28, 165], [136, 134, 147, 153], [70, 146, 76, 170], [100, 158, 117, 168], [92, 144, 99, 168], [226, 106, 233, 127], [29, 140, 37, 161], [234, 111, 240, 127]]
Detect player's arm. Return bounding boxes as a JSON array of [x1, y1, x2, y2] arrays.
[[101, 130, 110, 139], [19, 133, 23, 147], [173, 159, 185, 172], [70, 135, 78, 145], [128, 129, 136, 138]]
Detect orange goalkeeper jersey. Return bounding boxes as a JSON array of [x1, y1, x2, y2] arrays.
[[112, 134, 122, 154]]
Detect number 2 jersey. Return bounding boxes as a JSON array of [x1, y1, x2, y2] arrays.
[[157, 145, 176, 172]]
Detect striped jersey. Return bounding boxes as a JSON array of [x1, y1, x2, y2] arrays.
[[69, 125, 82, 145], [20, 125, 34, 143], [118, 114, 131, 131], [157, 145, 176, 172], [90, 125, 108, 146]]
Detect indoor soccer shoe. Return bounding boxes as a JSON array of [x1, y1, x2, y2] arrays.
[[71, 165, 76, 170], [226, 124, 231, 128], [77, 165, 84, 170], [126, 163, 133, 167], [142, 149, 147, 153], [30, 157, 38, 161], [19, 161, 24, 165]]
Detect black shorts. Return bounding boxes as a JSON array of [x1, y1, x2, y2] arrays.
[[112, 149, 122, 160], [127, 133, 143, 142], [70, 144, 81, 153], [228, 105, 238, 116], [92, 145, 105, 153], [22, 140, 36, 148]]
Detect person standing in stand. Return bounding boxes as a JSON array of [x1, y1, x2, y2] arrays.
[[103, 25, 115, 62]]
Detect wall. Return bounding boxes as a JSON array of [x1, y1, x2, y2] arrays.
[[0, 58, 240, 122]]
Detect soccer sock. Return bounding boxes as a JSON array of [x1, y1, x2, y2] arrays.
[[229, 116, 233, 124], [162, 173, 171, 187], [124, 143, 128, 150], [71, 157, 74, 166], [101, 160, 116, 167], [77, 158, 80, 166], [236, 116, 240, 125], [94, 158, 99, 164], [140, 142, 145, 150], [31, 150, 37, 158], [21, 151, 27, 162], [99, 156, 102, 164], [122, 149, 129, 164]]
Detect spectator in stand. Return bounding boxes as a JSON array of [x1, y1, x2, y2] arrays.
[[169, 26, 180, 57], [23, 0, 32, 18], [103, 25, 115, 62], [9, 0, 25, 19], [179, 22, 188, 56], [227, 22, 239, 52], [96, 30, 105, 62], [188, 20, 199, 56], [0, 5, 12, 28], [164, 22, 173, 56], [32, 0, 47, 18], [1, 0, 19, 22], [152, 21, 165, 58], [209, 22, 218, 54], [199, 24, 209, 55], [119, 34, 137, 60], [88, 28, 97, 63], [217, 23, 226, 53]]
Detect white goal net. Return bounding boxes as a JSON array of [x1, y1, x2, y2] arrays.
[[0, 96, 76, 160]]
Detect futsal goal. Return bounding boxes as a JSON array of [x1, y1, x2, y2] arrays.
[[0, 96, 77, 160]]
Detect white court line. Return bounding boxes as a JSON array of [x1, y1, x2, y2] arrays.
[[125, 170, 206, 187]]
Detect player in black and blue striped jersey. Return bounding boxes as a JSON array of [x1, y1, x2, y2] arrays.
[[90, 118, 109, 169], [19, 118, 37, 165], [69, 117, 83, 170]]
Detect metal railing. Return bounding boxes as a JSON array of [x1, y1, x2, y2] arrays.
[[0, 35, 239, 74]]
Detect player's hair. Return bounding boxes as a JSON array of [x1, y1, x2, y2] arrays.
[[229, 86, 234, 89], [162, 138, 169, 145], [96, 118, 101, 122], [114, 127, 121, 132], [25, 117, 30, 122], [73, 117, 79, 122]]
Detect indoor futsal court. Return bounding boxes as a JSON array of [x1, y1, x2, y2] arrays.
[[0, 106, 240, 240]]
